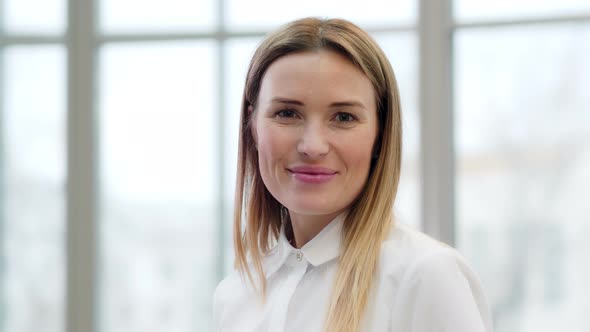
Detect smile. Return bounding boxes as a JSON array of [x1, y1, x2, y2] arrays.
[[287, 166, 338, 184]]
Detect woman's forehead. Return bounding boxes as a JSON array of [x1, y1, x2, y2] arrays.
[[265, 50, 362, 79], [258, 50, 375, 108]]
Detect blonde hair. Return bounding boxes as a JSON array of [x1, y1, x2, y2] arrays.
[[233, 17, 402, 332]]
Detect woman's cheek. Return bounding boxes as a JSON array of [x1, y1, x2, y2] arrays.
[[258, 127, 292, 172]]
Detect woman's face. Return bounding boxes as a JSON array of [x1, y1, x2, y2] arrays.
[[252, 50, 378, 219]]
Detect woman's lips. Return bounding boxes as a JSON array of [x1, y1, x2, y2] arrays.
[[287, 166, 337, 184]]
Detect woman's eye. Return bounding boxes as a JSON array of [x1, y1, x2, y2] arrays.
[[276, 109, 297, 118], [335, 112, 356, 122]]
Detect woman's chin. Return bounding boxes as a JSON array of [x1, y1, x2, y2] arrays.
[[283, 201, 344, 219]]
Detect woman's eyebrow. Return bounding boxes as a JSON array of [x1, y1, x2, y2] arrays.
[[270, 97, 366, 109], [329, 101, 366, 109], [270, 97, 304, 106]]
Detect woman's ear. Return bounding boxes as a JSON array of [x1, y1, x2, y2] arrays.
[[248, 105, 258, 146]]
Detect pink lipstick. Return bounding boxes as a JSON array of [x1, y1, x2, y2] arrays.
[[287, 166, 337, 184]]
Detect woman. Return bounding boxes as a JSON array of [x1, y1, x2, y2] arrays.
[[214, 17, 492, 332]]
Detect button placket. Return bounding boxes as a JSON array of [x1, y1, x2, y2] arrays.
[[268, 253, 308, 331]]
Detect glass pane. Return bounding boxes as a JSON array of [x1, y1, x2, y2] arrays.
[[99, 41, 218, 332], [455, 24, 590, 332], [2, 46, 66, 332], [226, 0, 416, 31], [3, 0, 65, 34], [100, 0, 216, 33], [372, 32, 420, 228], [455, 0, 590, 22]]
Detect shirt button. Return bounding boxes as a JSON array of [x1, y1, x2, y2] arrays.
[[295, 251, 303, 261]]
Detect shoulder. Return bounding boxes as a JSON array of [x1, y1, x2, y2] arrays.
[[212, 271, 251, 331], [380, 223, 493, 331], [212, 251, 280, 331], [380, 223, 456, 271], [379, 223, 477, 293], [213, 271, 241, 309]]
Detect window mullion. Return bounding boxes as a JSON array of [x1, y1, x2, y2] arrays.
[[66, 0, 98, 331], [418, 0, 455, 244]]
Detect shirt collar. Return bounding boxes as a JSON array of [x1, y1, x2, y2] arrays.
[[264, 212, 346, 278]]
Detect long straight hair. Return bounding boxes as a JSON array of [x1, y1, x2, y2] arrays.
[[233, 17, 402, 332]]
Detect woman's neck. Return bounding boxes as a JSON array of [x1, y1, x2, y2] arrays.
[[287, 210, 342, 248]]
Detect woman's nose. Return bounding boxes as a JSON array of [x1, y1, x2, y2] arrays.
[[296, 123, 330, 159]]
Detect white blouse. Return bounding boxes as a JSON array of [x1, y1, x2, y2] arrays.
[[213, 214, 493, 332]]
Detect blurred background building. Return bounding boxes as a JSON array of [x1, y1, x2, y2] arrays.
[[0, 0, 589, 331]]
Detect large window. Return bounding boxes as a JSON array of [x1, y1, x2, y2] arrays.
[[455, 22, 590, 332], [1, 0, 67, 329], [1, 45, 66, 332], [454, 3, 590, 332], [1, 1, 588, 332], [99, 41, 219, 332]]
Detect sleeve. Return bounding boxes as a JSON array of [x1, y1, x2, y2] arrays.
[[398, 249, 493, 332]]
